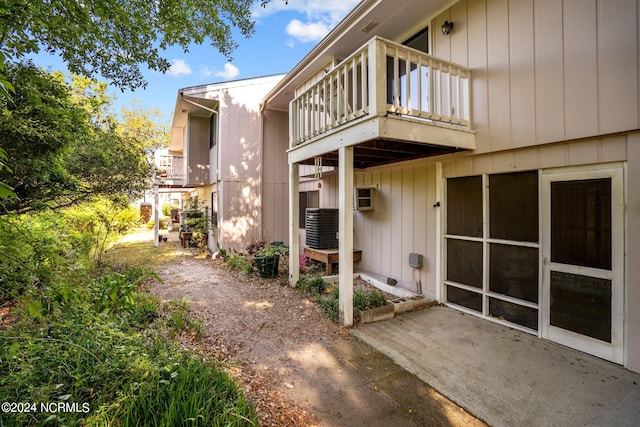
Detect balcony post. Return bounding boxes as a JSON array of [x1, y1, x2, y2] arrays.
[[288, 100, 295, 148], [288, 162, 300, 287], [338, 146, 354, 327], [368, 37, 387, 118]]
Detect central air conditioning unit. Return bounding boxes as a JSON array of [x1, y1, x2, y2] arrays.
[[305, 208, 338, 249]]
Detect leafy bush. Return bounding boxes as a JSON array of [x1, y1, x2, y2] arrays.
[[0, 267, 258, 426], [225, 253, 254, 274], [307, 284, 387, 322], [315, 286, 339, 321], [296, 273, 327, 295], [0, 199, 141, 303], [163, 298, 202, 340], [353, 288, 387, 312], [161, 204, 178, 217]]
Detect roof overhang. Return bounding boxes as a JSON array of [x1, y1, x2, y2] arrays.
[[169, 93, 219, 151]]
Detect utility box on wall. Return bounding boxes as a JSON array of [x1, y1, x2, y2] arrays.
[[409, 253, 423, 269], [354, 186, 376, 211]]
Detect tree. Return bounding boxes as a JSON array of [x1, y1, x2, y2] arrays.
[[0, 62, 151, 214], [0, 0, 257, 90]]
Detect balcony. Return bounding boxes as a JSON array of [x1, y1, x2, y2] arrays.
[[289, 36, 475, 168], [156, 154, 185, 187]]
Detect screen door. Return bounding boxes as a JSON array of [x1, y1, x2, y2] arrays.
[[541, 166, 624, 363]]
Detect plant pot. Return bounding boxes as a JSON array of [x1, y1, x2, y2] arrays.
[[254, 254, 280, 277]]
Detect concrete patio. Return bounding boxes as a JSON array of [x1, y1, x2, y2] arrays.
[[352, 306, 640, 427]]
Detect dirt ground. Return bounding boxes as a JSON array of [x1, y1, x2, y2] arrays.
[[142, 232, 485, 426]]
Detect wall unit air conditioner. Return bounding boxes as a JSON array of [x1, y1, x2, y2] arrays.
[[354, 186, 376, 211]]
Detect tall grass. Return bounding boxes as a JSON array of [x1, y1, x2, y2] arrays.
[[0, 267, 259, 426]]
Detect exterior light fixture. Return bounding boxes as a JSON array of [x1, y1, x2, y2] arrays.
[[441, 20, 453, 36]]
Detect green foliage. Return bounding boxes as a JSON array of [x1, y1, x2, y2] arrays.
[[0, 213, 76, 303], [225, 253, 254, 275], [295, 273, 328, 296], [163, 298, 202, 340], [0, 0, 257, 90], [314, 286, 340, 322], [254, 242, 288, 258], [0, 146, 15, 200], [64, 197, 141, 265], [0, 200, 140, 303], [353, 288, 387, 312], [161, 204, 179, 217], [300, 280, 388, 322], [0, 63, 152, 214], [0, 267, 258, 426]]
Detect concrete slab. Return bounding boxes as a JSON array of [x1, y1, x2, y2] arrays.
[[352, 306, 640, 427]]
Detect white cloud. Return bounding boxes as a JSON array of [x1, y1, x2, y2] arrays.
[[167, 59, 192, 76], [253, 0, 360, 43], [286, 19, 330, 42], [199, 66, 214, 78], [253, 0, 359, 22], [214, 63, 240, 80]]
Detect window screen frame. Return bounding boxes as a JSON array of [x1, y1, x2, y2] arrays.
[[444, 171, 541, 334]]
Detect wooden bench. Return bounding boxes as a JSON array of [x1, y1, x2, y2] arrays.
[[303, 247, 362, 275]]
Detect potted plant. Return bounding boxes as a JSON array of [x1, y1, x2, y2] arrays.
[[254, 243, 288, 277]]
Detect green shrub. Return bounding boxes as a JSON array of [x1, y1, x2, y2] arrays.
[[353, 288, 387, 312], [161, 204, 178, 217], [296, 273, 327, 295], [315, 285, 339, 321], [163, 298, 202, 340], [225, 253, 253, 274], [312, 285, 387, 322], [0, 267, 258, 426]]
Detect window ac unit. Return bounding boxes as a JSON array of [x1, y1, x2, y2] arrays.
[[354, 186, 376, 211]]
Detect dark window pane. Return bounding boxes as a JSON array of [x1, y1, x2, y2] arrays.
[[489, 244, 539, 303], [489, 171, 538, 242], [489, 298, 538, 330], [551, 179, 611, 269], [299, 192, 308, 229], [447, 239, 483, 288], [447, 176, 482, 237], [447, 286, 482, 312], [550, 271, 611, 343], [299, 191, 319, 229]]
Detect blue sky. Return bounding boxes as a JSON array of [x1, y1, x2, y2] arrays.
[[30, 0, 360, 124]]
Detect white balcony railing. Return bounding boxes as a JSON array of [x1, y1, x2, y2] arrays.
[[290, 36, 471, 147], [157, 154, 185, 180]]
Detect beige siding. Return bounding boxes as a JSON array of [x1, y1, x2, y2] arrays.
[[262, 109, 289, 242], [317, 161, 439, 300], [434, 0, 640, 151], [564, 0, 598, 140], [220, 180, 262, 251], [186, 116, 210, 186], [442, 133, 629, 177], [627, 131, 640, 373]]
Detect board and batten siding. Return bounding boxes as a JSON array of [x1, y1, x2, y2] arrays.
[[261, 109, 289, 243], [186, 116, 210, 186], [433, 0, 640, 152], [319, 161, 439, 300]]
